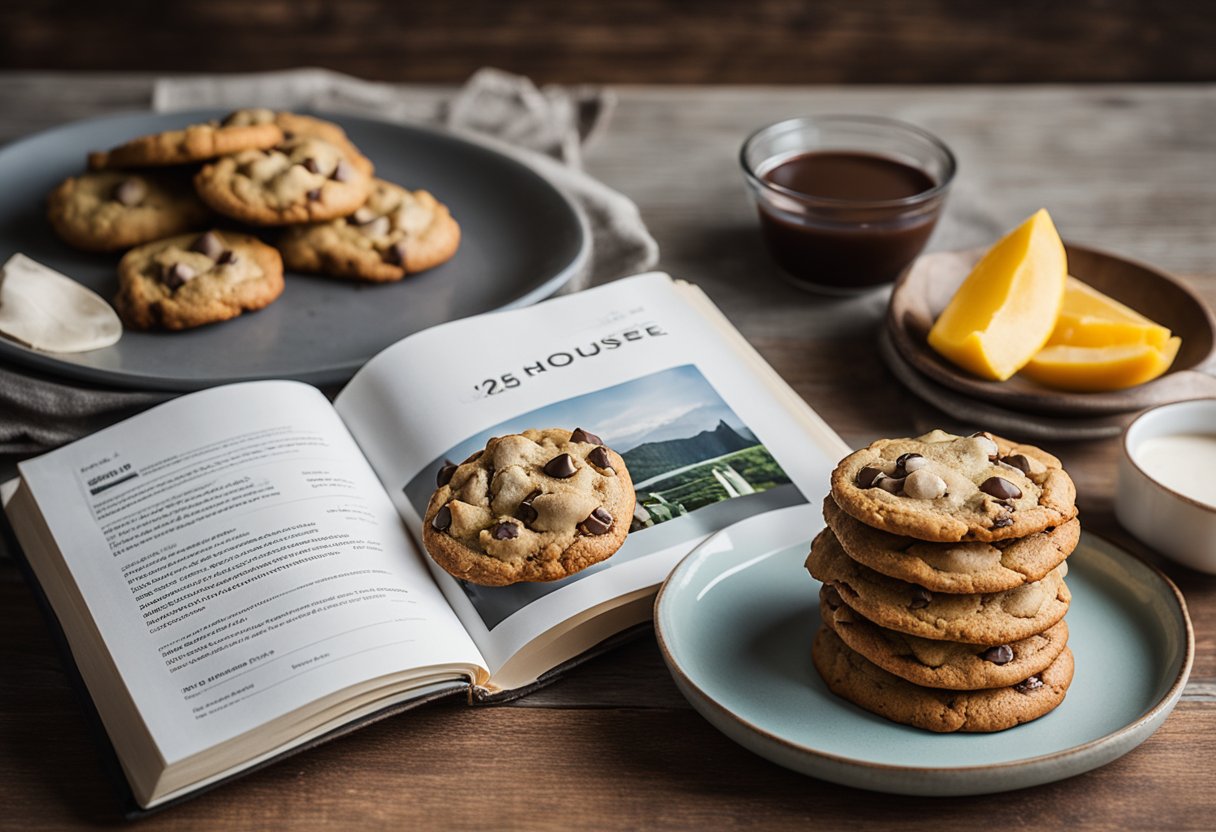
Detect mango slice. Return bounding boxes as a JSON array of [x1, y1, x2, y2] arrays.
[[1047, 277, 1173, 349], [928, 209, 1068, 381], [1020, 337, 1181, 392]]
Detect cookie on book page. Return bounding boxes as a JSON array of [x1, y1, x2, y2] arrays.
[[822, 495, 1079, 594], [422, 428, 635, 586], [279, 179, 460, 282], [819, 584, 1069, 691], [806, 529, 1070, 646], [114, 230, 284, 330], [830, 430, 1077, 543], [812, 627, 1074, 733]]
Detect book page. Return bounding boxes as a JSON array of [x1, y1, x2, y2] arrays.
[[16, 381, 485, 766], [335, 273, 848, 677]]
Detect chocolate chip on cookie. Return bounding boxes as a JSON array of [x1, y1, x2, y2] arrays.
[[490, 521, 520, 540], [980, 644, 1015, 665], [161, 262, 198, 290], [980, 476, 1022, 501], [570, 428, 603, 444], [421, 428, 634, 586], [587, 446, 614, 472], [909, 586, 933, 609], [190, 230, 226, 260], [384, 240, 409, 266], [856, 466, 886, 488], [543, 453, 578, 479], [332, 160, 354, 182], [1015, 675, 1045, 693], [515, 488, 542, 526], [436, 460, 459, 487], [580, 507, 614, 536], [112, 177, 147, 207], [432, 504, 452, 531]]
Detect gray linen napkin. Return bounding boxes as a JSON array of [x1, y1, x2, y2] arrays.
[[0, 68, 658, 457], [153, 67, 657, 286]]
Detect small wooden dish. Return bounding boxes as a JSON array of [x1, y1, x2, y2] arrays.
[[887, 244, 1216, 416], [877, 329, 1132, 441]]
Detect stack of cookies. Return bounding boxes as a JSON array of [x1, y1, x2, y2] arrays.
[[807, 430, 1080, 733], [46, 109, 461, 330]]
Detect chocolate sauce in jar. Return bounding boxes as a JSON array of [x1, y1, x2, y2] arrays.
[[757, 151, 943, 292]]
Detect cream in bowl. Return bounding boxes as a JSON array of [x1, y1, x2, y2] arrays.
[[1117, 398, 1216, 573]]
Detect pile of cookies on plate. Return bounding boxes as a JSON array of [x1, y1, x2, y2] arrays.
[[808, 429, 1080, 732], [46, 109, 461, 330]]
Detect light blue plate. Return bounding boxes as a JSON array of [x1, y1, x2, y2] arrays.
[[654, 504, 1193, 796]]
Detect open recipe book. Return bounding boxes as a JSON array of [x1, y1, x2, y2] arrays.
[[3, 272, 848, 812]]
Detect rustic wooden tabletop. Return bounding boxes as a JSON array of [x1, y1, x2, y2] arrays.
[[0, 75, 1213, 830]]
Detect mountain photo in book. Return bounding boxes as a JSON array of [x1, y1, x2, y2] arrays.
[[403, 364, 800, 629]]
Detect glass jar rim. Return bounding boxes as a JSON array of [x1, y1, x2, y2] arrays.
[[739, 114, 957, 209]]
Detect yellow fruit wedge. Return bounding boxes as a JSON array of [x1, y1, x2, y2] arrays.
[[928, 209, 1068, 381], [1020, 337, 1181, 392], [1046, 276, 1173, 349]]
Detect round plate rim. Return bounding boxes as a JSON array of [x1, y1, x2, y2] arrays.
[[876, 327, 1128, 442], [653, 505, 1194, 785], [0, 108, 592, 392]]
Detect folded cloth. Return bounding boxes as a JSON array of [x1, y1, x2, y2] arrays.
[[154, 67, 657, 287], [0, 68, 658, 458], [0, 366, 171, 455]]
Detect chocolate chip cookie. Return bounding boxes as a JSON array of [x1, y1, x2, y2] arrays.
[[114, 230, 284, 330], [193, 135, 372, 226], [819, 585, 1069, 690], [806, 529, 1070, 645], [422, 428, 634, 586], [219, 109, 374, 175], [830, 430, 1078, 543], [279, 179, 461, 282], [47, 170, 212, 253], [812, 627, 1074, 733], [88, 120, 283, 170], [823, 496, 1079, 594]]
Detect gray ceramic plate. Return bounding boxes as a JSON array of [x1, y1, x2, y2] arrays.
[[655, 504, 1193, 796], [0, 110, 590, 390]]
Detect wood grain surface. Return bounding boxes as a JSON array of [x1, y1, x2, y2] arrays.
[[1, 1, 1214, 84], [0, 76, 1214, 830]]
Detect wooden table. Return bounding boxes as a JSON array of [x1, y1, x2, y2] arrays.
[[1, 76, 1213, 830]]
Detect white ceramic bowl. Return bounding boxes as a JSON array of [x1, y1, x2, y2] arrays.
[[1117, 398, 1216, 573]]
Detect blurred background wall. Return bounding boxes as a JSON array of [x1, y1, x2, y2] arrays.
[[2, 0, 1212, 83]]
